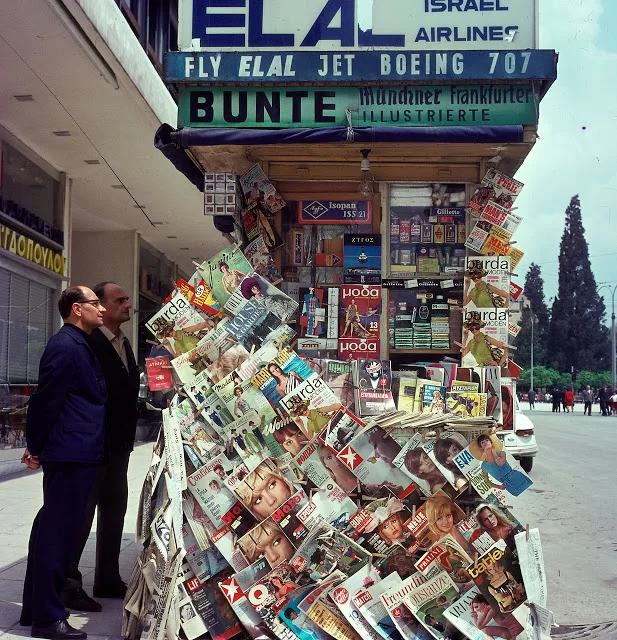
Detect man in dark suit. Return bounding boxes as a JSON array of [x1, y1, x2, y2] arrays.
[[63, 282, 140, 611], [21, 286, 107, 640]]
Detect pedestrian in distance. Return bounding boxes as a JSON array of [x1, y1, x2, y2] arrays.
[[63, 282, 140, 611], [20, 286, 108, 640], [597, 384, 612, 416], [527, 389, 535, 410], [582, 386, 594, 416], [610, 390, 617, 416], [564, 389, 574, 413]]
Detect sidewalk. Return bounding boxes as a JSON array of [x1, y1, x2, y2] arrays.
[[0, 442, 153, 640]]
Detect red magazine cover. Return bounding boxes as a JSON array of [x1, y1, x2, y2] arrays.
[[339, 285, 381, 340], [146, 356, 174, 391]]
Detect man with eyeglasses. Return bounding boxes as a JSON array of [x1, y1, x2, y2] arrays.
[[63, 282, 139, 611], [20, 286, 107, 640]]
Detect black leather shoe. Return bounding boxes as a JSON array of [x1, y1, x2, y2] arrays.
[[31, 618, 87, 640], [93, 581, 127, 599], [63, 587, 102, 612]]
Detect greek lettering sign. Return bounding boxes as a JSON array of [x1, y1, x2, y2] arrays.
[[166, 49, 555, 83], [0, 224, 66, 275], [298, 200, 372, 224], [178, 84, 538, 128], [179, 0, 538, 52]]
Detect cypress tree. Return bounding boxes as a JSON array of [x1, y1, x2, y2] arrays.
[[547, 195, 610, 372], [514, 263, 550, 368]]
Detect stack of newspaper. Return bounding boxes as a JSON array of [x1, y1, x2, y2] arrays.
[[128, 246, 546, 640]]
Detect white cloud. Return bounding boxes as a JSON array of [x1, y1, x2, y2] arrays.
[[513, 0, 617, 303]]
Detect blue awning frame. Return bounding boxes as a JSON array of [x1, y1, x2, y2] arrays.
[[155, 123, 525, 192]]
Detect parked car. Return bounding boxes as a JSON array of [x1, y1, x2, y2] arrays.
[[496, 398, 538, 472]]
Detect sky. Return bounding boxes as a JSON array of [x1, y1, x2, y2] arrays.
[[514, 0, 617, 308]]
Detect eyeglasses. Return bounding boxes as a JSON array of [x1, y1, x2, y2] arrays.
[[78, 299, 104, 308]]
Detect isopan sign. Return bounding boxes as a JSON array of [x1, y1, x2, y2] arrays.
[[179, 0, 538, 52]]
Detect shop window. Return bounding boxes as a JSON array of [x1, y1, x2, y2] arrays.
[[0, 142, 61, 232], [0, 267, 53, 385]]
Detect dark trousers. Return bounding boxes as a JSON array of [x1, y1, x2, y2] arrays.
[[22, 462, 99, 626], [65, 452, 130, 591], [584, 401, 592, 415], [600, 401, 609, 416]]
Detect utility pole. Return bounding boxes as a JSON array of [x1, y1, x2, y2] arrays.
[[599, 285, 617, 391], [530, 308, 534, 393]]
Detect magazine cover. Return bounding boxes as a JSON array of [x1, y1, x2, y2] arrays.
[[222, 411, 277, 462], [405, 491, 468, 551], [276, 584, 333, 640], [404, 571, 460, 640], [354, 571, 404, 640], [331, 565, 383, 640], [146, 356, 174, 391], [146, 290, 214, 357], [217, 559, 276, 640], [240, 163, 286, 215], [463, 257, 511, 311], [462, 311, 509, 368], [231, 458, 303, 523], [187, 269, 221, 315], [184, 573, 244, 640], [338, 426, 416, 499], [452, 431, 532, 499], [467, 169, 523, 213], [354, 359, 396, 417], [213, 372, 278, 424], [380, 572, 432, 640], [280, 373, 341, 438], [252, 347, 316, 413], [177, 583, 208, 640], [224, 297, 284, 352], [444, 585, 525, 640], [479, 366, 503, 424], [500, 377, 515, 431], [393, 436, 449, 498], [480, 202, 523, 236], [299, 287, 327, 339], [187, 457, 240, 528], [425, 432, 470, 492], [199, 246, 252, 307], [339, 285, 381, 339], [421, 384, 446, 415], [317, 408, 366, 455], [414, 535, 474, 592], [468, 540, 526, 616], [171, 339, 221, 387], [225, 274, 299, 321], [237, 517, 297, 569], [457, 497, 523, 555], [445, 392, 488, 418], [338, 337, 380, 361], [343, 234, 382, 285], [297, 576, 363, 640], [322, 359, 355, 411], [242, 204, 285, 252], [244, 235, 283, 285]]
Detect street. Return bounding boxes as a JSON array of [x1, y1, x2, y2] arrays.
[[515, 407, 617, 626]]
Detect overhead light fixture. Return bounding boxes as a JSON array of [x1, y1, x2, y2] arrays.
[[111, 184, 125, 189], [151, 221, 164, 225], [134, 205, 147, 209], [53, 130, 71, 137], [179, 247, 189, 251], [84, 159, 101, 165], [358, 148, 374, 197], [14, 94, 34, 102], [167, 235, 178, 239]]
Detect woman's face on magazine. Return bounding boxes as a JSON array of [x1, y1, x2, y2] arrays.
[[435, 511, 454, 533], [479, 508, 498, 529], [446, 443, 462, 466], [380, 514, 404, 541], [250, 471, 292, 518], [418, 451, 437, 476], [258, 528, 294, 567], [282, 431, 308, 455]]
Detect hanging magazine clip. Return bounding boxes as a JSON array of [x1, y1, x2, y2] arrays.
[[526, 524, 530, 541]]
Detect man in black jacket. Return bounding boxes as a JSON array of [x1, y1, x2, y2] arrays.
[[63, 282, 140, 611], [21, 286, 107, 639]]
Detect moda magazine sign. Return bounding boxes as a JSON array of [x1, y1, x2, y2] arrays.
[[179, 0, 538, 52], [178, 84, 538, 128]]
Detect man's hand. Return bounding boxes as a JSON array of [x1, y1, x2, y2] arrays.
[[21, 449, 40, 470]]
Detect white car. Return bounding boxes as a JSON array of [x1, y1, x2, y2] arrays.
[[496, 399, 538, 472]]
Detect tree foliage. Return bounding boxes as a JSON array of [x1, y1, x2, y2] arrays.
[[513, 263, 550, 368], [519, 367, 611, 391], [546, 195, 610, 371]]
